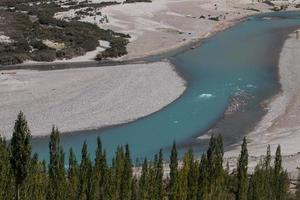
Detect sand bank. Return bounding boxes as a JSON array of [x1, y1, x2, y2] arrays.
[[225, 33, 300, 176], [0, 61, 185, 138], [98, 0, 278, 60], [54, 0, 282, 62]]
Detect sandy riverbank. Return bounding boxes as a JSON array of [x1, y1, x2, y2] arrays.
[[98, 0, 293, 60], [0, 62, 185, 138], [225, 33, 300, 177], [53, 0, 288, 62]]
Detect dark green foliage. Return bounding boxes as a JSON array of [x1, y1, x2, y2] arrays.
[[22, 153, 48, 200], [0, 136, 14, 199], [0, 3, 130, 66], [248, 145, 290, 200], [10, 111, 32, 200], [131, 176, 139, 200], [273, 145, 289, 200], [78, 141, 94, 200], [67, 148, 80, 200], [156, 150, 165, 199], [206, 135, 226, 200], [0, 114, 293, 200], [93, 137, 107, 199], [198, 154, 209, 200], [237, 137, 248, 200], [139, 158, 149, 199], [121, 144, 133, 199], [187, 150, 198, 200], [96, 37, 129, 60], [47, 126, 66, 200], [169, 141, 178, 200], [124, 0, 151, 3]]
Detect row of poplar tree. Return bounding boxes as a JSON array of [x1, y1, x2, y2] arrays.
[[0, 111, 298, 200]]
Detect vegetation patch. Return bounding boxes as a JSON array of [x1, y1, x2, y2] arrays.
[[0, 0, 130, 66], [124, 0, 152, 3]]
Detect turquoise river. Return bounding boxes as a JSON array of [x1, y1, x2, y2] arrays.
[[32, 11, 300, 162]]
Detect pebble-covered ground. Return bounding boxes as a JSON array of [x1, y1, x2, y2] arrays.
[[0, 62, 186, 138]]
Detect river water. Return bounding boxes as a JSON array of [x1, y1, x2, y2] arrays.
[[32, 11, 300, 162]]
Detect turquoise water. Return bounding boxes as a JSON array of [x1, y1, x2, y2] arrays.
[[32, 11, 300, 162]]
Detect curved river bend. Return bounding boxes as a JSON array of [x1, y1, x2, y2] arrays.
[[32, 11, 300, 162]]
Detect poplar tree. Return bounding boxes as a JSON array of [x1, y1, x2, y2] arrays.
[[274, 145, 282, 200], [68, 148, 79, 200], [131, 176, 138, 200], [197, 154, 209, 200], [273, 145, 289, 200], [47, 126, 66, 200], [207, 135, 225, 199], [121, 144, 132, 200], [154, 149, 164, 200], [139, 158, 149, 200], [178, 149, 194, 200], [169, 141, 178, 200], [94, 137, 106, 199], [24, 153, 47, 200], [10, 111, 32, 200], [237, 137, 248, 200], [114, 146, 125, 199], [0, 136, 14, 199], [187, 149, 198, 200], [264, 145, 273, 200], [78, 141, 94, 200]]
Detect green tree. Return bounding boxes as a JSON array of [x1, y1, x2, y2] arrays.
[[10, 111, 32, 200], [237, 137, 248, 200], [178, 149, 193, 200], [67, 148, 79, 200], [197, 154, 209, 200], [47, 126, 66, 200], [120, 144, 133, 199], [169, 141, 178, 200], [206, 135, 226, 199], [78, 141, 94, 200], [0, 136, 14, 199], [23, 153, 48, 200], [154, 149, 164, 200], [131, 176, 138, 200], [139, 158, 149, 200], [273, 145, 289, 200], [94, 137, 107, 200], [187, 149, 198, 200], [114, 146, 125, 199], [295, 169, 300, 199]]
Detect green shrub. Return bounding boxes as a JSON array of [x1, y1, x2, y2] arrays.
[[30, 49, 56, 62]]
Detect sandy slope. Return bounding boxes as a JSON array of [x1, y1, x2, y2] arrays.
[[225, 34, 300, 176], [0, 62, 185, 138]]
